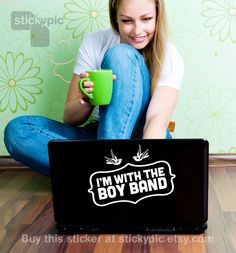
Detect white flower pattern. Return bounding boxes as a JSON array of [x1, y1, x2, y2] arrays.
[[185, 86, 236, 145], [202, 0, 236, 43]]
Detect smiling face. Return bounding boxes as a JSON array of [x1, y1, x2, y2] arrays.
[[117, 0, 157, 50]]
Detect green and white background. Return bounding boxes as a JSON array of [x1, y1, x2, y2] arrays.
[[0, 0, 236, 154]]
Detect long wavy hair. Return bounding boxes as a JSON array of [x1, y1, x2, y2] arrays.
[[109, 0, 168, 94]]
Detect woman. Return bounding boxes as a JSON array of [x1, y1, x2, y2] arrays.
[[4, 0, 184, 176]]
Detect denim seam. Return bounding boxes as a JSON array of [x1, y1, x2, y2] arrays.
[[120, 54, 142, 138], [132, 54, 150, 137], [24, 121, 67, 140], [120, 71, 137, 138]]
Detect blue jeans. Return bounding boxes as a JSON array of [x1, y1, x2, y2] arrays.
[[4, 44, 171, 176]]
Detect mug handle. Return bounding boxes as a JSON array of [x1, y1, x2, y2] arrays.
[[78, 78, 93, 100]]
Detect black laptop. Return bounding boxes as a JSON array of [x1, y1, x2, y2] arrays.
[[48, 139, 208, 234]]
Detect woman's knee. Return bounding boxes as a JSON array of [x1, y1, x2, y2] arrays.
[[4, 115, 43, 147], [106, 44, 138, 57], [4, 116, 29, 137], [4, 116, 24, 154], [102, 44, 143, 68]]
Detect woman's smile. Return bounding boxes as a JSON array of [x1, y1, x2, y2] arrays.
[[130, 35, 147, 43]]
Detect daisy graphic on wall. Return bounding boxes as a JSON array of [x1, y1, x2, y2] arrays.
[[185, 86, 236, 145], [64, 0, 110, 40], [166, 5, 200, 55], [0, 52, 43, 113], [202, 0, 236, 43]]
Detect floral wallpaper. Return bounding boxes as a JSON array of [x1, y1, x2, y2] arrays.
[[0, 0, 236, 155], [202, 0, 236, 42], [0, 52, 43, 112]]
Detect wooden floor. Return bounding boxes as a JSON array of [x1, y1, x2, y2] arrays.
[[0, 157, 236, 253]]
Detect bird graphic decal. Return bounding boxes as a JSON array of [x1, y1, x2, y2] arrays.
[[133, 145, 149, 162], [105, 150, 122, 165]]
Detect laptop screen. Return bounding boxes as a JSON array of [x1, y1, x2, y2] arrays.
[[49, 139, 208, 231]]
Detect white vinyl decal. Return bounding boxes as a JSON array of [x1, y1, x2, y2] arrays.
[[88, 145, 176, 207]]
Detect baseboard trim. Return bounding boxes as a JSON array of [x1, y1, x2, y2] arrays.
[[209, 154, 236, 168], [0, 154, 236, 170], [0, 156, 30, 170]]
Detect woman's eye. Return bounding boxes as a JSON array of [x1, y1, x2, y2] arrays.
[[144, 17, 153, 21], [122, 20, 132, 24]]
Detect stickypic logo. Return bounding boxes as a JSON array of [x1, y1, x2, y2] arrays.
[[88, 145, 176, 207], [11, 11, 64, 47]]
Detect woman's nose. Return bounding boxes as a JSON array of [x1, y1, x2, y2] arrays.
[[133, 22, 143, 35]]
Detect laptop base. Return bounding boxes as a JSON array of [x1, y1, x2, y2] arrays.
[[56, 223, 207, 234]]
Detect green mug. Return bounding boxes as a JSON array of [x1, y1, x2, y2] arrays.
[[78, 69, 113, 105]]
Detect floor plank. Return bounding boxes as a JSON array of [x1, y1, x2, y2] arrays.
[[0, 165, 235, 253], [210, 168, 236, 212]]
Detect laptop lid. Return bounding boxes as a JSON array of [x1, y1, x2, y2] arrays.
[[48, 139, 208, 234]]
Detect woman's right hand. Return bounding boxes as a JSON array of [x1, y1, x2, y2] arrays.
[[78, 72, 116, 104], [78, 72, 94, 105], [64, 73, 95, 125]]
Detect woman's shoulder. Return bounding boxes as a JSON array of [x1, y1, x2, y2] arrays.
[[165, 42, 184, 67], [157, 41, 184, 90]]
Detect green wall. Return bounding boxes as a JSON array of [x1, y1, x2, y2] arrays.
[[0, 0, 236, 154]]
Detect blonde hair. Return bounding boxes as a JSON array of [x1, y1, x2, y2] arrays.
[[109, 0, 168, 94]]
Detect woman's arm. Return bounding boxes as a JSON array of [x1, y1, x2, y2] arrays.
[[63, 73, 94, 126], [143, 86, 179, 139]]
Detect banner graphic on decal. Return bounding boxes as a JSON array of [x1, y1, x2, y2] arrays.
[[88, 145, 176, 207]]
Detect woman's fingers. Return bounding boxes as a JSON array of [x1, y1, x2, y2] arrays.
[[79, 72, 89, 78], [84, 88, 93, 92], [80, 72, 115, 96], [83, 81, 93, 93], [83, 81, 93, 88], [79, 96, 90, 105], [78, 72, 92, 105], [79, 98, 85, 105]]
